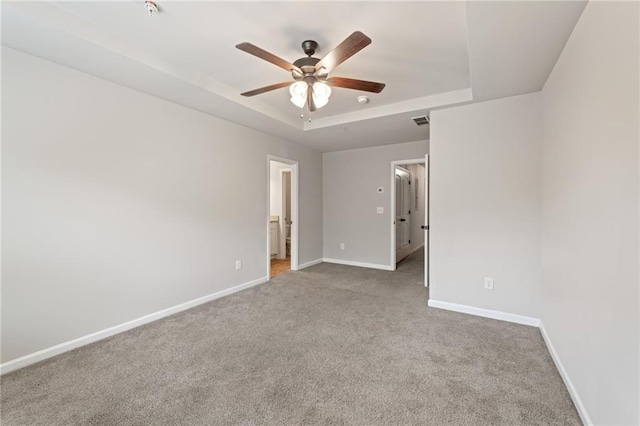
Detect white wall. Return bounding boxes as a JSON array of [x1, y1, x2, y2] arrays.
[[540, 2, 639, 424], [1, 47, 323, 363], [429, 93, 542, 319], [323, 140, 428, 268]]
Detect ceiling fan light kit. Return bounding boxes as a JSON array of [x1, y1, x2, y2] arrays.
[[289, 80, 332, 110], [236, 31, 385, 114]]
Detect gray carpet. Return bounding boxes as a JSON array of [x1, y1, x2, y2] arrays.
[[1, 249, 580, 425]]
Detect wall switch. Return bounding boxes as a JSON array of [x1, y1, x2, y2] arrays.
[[235, 260, 242, 270], [377, 207, 384, 214], [483, 277, 494, 290], [340, 243, 345, 250]]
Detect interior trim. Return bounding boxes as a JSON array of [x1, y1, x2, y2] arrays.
[[298, 258, 324, 270], [428, 299, 592, 423], [427, 299, 540, 327], [539, 322, 593, 426], [322, 258, 394, 271], [0, 276, 269, 375]]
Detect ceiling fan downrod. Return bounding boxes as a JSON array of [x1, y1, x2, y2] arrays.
[[301, 40, 318, 57]]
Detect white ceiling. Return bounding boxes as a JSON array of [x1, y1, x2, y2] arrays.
[[1, 1, 586, 152]]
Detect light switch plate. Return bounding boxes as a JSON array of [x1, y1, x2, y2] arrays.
[[483, 277, 494, 290]]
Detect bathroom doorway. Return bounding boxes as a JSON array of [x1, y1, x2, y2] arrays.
[[268, 156, 298, 278]]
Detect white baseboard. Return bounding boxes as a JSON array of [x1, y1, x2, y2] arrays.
[[539, 322, 592, 426], [0, 276, 268, 375], [427, 299, 590, 423], [410, 243, 425, 254], [427, 299, 540, 327], [298, 258, 323, 270], [323, 258, 394, 271]]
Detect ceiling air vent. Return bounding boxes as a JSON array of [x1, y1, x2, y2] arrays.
[[411, 115, 430, 126]]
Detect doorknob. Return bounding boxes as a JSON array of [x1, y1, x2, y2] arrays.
[[421, 225, 429, 230]]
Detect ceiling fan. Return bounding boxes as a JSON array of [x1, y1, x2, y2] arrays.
[[236, 31, 385, 112]]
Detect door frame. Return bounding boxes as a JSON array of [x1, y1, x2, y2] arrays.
[[279, 169, 291, 260], [267, 155, 299, 279], [394, 166, 412, 263], [424, 154, 430, 287], [389, 158, 427, 271]]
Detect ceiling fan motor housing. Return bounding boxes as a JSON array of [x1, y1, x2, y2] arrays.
[[293, 56, 321, 76]]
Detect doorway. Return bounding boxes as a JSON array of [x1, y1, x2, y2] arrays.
[[268, 156, 299, 279], [395, 166, 412, 263], [390, 157, 429, 286]]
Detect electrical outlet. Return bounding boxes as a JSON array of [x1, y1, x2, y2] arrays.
[[377, 207, 384, 214], [235, 260, 242, 270], [483, 277, 494, 290], [340, 243, 345, 250]]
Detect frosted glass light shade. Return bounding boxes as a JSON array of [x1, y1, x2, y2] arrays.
[[289, 81, 331, 109], [289, 81, 307, 98], [312, 94, 329, 108], [290, 95, 306, 108], [289, 81, 307, 108], [313, 81, 331, 100]]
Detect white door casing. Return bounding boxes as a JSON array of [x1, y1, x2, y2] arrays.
[[424, 155, 430, 287], [390, 158, 426, 271], [279, 169, 291, 260]]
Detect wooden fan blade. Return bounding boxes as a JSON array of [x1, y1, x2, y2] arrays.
[[316, 31, 371, 73], [236, 42, 302, 74], [327, 77, 385, 93], [307, 85, 316, 112], [241, 82, 292, 97]]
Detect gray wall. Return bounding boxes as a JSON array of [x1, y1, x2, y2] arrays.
[[429, 92, 542, 319], [323, 141, 428, 268], [1, 47, 323, 363], [540, 1, 639, 424]]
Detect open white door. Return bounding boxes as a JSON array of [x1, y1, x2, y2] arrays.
[[395, 167, 411, 263], [424, 155, 429, 287]]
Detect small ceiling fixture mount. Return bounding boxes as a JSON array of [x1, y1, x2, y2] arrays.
[[357, 95, 369, 105], [145, 1, 158, 16]]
